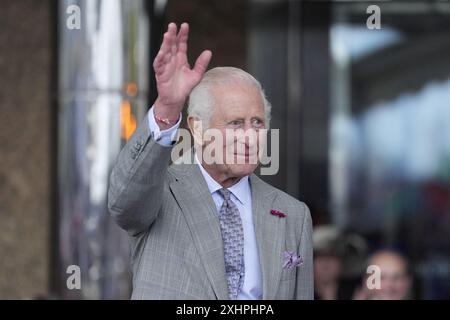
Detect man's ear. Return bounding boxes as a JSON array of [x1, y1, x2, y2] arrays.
[[187, 116, 204, 146]]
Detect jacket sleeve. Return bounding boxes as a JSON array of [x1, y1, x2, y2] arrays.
[[107, 112, 174, 237]]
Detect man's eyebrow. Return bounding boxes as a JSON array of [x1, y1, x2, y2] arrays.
[[251, 116, 264, 122], [227, 118, 245, 122]]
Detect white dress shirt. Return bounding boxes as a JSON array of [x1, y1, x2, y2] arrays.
[[148, 107, 263, 299]]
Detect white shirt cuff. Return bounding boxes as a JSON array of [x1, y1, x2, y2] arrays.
[[148, 106, 182, 146]]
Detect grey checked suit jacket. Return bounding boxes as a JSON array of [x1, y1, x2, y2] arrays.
[[108, 113, 314, 300]]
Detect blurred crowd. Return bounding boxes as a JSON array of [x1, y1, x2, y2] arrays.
[[313, 226, 413, 300]]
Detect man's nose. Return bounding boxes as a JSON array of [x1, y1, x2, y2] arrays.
[[238, 129, 258, 144]]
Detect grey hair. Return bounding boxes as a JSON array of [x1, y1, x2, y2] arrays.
[[187, 67, 272, 129]]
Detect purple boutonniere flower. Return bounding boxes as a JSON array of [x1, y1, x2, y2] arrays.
[[270, 209, 286, 218], [283, 251, 304, 270]]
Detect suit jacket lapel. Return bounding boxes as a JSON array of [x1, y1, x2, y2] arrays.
[[250, 174, 285, 300], [169, 160, 229, 300]]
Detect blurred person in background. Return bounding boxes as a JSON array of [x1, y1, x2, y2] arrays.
[[313, 225, 369, 300], [313, 225, 345, 300], [353, 249, 412, 300]]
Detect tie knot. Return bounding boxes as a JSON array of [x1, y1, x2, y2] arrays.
[[218, 188, 231, 201]]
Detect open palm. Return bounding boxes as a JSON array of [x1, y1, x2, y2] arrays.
[[153, 23, 212, 113]]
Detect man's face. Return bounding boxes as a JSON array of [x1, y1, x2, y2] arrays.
[[200, 82, 266, 179]]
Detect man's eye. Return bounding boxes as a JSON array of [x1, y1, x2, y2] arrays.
[[252, 119, 264, 127], [229, 120, 242, 126]]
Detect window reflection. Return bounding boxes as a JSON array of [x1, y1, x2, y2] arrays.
[[330, 4, 450, 299]]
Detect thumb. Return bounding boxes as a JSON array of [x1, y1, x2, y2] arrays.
[[192, 50, 212, 77]]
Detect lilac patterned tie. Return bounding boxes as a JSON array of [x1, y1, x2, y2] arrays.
[[217, 188, 245, 300]]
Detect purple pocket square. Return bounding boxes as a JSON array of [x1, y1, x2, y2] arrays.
[[282, 251, 304, 269], [270, 209, 286, 218]]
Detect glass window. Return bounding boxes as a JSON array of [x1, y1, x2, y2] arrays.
[[329, 2, 450, 299]]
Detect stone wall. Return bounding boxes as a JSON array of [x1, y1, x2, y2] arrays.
[[0, 0, 53, 299]]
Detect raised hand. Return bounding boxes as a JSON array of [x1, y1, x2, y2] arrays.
[[153, 22, 212, 128]]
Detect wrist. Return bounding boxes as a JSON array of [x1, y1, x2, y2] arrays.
[[154, 97, 184, 118], [152, 99, 182, 131], [154, 113, 180, 126], [153, 97, 183, 130]]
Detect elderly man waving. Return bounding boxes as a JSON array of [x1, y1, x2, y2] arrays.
[[108, 22, 313, 300]]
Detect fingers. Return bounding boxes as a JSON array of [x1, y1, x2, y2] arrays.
[[153, 23, 178, 73], [193, 50, 212, 76], [169, 23, 177, 56], [154, 22, 210, 80], [177, 23, 189, 54]]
